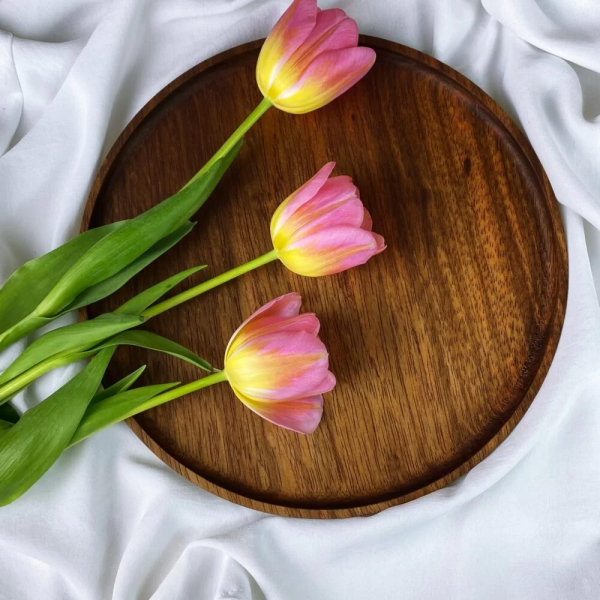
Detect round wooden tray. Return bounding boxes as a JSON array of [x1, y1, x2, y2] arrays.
[[83, 37, 567, 518]]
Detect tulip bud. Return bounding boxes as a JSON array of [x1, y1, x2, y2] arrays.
[[223, 293, 335, 433], [257, 0, 376, 114], [270, 162, 386, 277]]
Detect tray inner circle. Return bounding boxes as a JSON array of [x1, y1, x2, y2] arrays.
[[85, 40, 566, 513]]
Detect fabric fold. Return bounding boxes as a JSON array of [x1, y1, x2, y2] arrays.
[[0, 0, 599, 598]]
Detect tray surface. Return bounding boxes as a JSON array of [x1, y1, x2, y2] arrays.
[[83, 38, 567, 518]]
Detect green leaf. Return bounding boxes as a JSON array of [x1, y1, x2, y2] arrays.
[[68, 382, 179, 447], [0, 403, 19, 424], [0, 222, 126, 351], [0, 420, 12, 437], [0, 348, 114, 506], [59, 222, 196, 315], [36, 142, 242, 318], [0, 351, 94, 408], [116, 265, 205, 316], [0, 138, 242, 353], [93, 329, 213, 372], [0, 318, 55, 355], [91, 365, 146, 404], [0, 314, 143, 387]]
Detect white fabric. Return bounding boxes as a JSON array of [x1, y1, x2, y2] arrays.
[[1, 0, 599, 597]]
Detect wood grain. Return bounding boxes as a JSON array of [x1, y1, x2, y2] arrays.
[[82, 38, 567, 518]]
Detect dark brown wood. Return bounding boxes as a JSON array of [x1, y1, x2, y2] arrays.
[[82, 37, 567, 518]]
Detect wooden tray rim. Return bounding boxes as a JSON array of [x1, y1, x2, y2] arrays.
[[81, 37, 568, 519]]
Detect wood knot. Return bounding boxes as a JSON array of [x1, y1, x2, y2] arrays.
[[463, 157, 472, 175]]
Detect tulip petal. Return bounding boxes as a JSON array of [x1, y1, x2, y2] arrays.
[[273, 46, 376, 114], [274, 183, 364, 246], [270, 162, 335, 239], [257, 0, 318, 95], [283, 176, 358, 224], [226, 330, 333, 400], [227, 313, 320, 358], [249, 313, 320, 338], [232, 388, 325, 434], [278, 225, 386, 276], [361, 208, 373, 231], [268, 9, 358, 101], [292, 197, 365, 237], [309, 8, 358, 50], [371, 232, 386, 252], [225, 293, 301, 359]]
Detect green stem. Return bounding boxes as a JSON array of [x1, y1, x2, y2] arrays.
[[132, 370, 227, 411], [0, 351, 88, 405], [141, 249, 279, 319], [183, 97, 272, 188]]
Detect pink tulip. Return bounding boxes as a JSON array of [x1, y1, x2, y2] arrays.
[[270, 162, 386, 277], [223, 293, 335, 434], [256, 0, 376, 114]]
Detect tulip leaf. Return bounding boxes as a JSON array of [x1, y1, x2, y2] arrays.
[[116, 265, 206, 316], [68, 382, 179, 447], [59, 222, 196, 315], [0, 314, 143, 387], [36, 142, 242, 319], [0, 222, 126, 351], [0, 137, 242, 352], [0, 263, 205, 394], [0, 368, 158, 445], [0, 316, 57, 354], [91, 365, 147, 404], [93, 330, 213, 372], [0, 403, 19, 424], [0, 420, 12, 439], [0, 348, 114, 506]]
